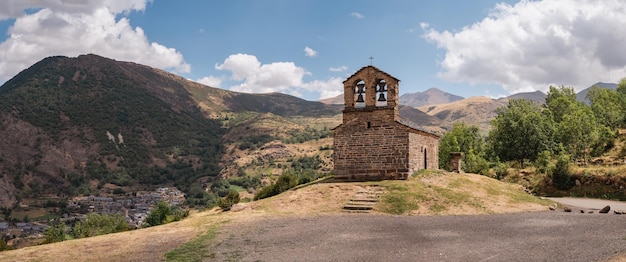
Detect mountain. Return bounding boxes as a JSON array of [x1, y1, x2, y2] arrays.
[[419, 96, 508, 132], [0, 54, 343, 208], [496, 90, 546, 104], [319, 94, 343, 105], [399, 88, 464, 107], [576, 82, 618, 104]]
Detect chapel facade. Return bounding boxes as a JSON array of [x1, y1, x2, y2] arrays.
[[333, 66, 440, 181]]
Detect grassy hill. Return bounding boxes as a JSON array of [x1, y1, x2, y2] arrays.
[[0, 171, 553, 261], [0, 54, 343, 210]]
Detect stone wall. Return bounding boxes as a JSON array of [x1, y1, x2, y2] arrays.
[[408, 131, 439, 172], [333, 121, 410, 181]]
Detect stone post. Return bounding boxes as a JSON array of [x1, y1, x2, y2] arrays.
[[449, 152, 464, 173]]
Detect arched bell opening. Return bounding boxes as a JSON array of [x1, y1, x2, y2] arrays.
[[354, 80, 366, 108], [375, 79, 388, 107]]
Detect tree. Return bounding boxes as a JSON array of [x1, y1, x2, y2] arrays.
[[545, 86, 577, 123], [73, 213, 129, 238], [144, 201, 188, 227], [556, 102, 610, 160], [438, 122, 488, 174], [586, 86, 624, 129], [145, 201, 171, 227], [488, 99, 555, 166], [42, 220, 70, 244]]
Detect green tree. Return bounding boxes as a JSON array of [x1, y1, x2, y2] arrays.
[[586, 86, 625, 129], [145, 201, 171, 227], [144, 201, 188, 227], [488, 99, 555, 166], [556, 102, 609, 160], [545, 86, 577, 123], [42, 220, 70, 244], [551, 153, 573, 190], [438, 122, 487, 174], [617, 77, 626, 96], [73, 213, 129, 238]]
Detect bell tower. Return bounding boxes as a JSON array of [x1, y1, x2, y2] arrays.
[[341, 66, 399, 126]]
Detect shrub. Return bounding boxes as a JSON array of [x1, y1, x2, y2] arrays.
[[73, 213, 129, 238], [535, 150, 552, 174], [464, 149, 489, 175], [145, 201, 188, 227], [492, 161, 509, 180], [254, 172, 298, 200], [552, 153, 573, 190], [42, 220, 70, 244], [218, 190, 240, 211]]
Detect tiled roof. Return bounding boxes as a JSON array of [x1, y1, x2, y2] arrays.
[[397, 116, 440, 137]]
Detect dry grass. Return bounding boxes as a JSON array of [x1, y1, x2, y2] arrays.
[[0, 173, 568, 261]]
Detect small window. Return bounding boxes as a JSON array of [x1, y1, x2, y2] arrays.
[[367, 122, 371, 128]]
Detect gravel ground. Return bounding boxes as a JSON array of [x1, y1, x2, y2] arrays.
[[211, 212, 625, 261]]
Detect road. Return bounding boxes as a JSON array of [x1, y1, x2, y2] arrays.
[[210, 212, 626, 261]]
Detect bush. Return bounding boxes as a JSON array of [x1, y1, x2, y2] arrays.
[[145, 201, 189, 227], [491, 161, 509, 180], [464, 149, 489, 175], [254, 172, 298, 200], [42, 220, 70, 244], [73, 213, 129, 238], [218, 190, 240, 211], [552, 154, 573, 190], [535, 150, 552, 174]]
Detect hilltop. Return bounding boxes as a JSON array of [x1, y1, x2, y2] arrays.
[[0, 171, 553, 261]]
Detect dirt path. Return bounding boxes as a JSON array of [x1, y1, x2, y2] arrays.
[[210, 212, 626, 261]]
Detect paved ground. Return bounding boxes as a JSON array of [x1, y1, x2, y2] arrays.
[[547, 197, 626, 211], [211, 212, 625, 261]]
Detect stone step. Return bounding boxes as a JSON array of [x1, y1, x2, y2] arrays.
[[342, 186, 385, 212], [343, 204, 374, 210], [349, 198, 379, 202], [342, 209, 371, 213]]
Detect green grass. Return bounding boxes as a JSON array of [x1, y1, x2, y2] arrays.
[[165, 225, 220, 262], [377, 171, 552, 215]]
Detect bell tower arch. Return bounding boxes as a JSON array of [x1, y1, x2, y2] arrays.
[[341, 66, 399, 125]]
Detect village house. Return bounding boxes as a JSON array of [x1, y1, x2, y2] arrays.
[[333, 65, 440, 181]]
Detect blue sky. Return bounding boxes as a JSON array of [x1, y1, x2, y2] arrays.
[[1, 0, 625, 101]]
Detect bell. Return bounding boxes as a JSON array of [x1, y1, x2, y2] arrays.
[[356, 93, 365, 103], [356, 83, 365, 93], [377, 93, 386, 102], [377, 82, 387, 92]]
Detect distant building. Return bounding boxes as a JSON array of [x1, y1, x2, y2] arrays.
[[333, 66, 440, 181]]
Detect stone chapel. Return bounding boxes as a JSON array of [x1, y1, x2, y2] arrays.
[[333, 65, 440, 181]]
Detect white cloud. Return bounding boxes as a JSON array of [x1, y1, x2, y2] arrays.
[[351, 12, 364, 19], [329, 66, 348, 72], [195, 76, 222, 88], [215, 53, 342, 100], [301, 77, 344, 99], [0, 0, 189, 81], [423, 0, 626, 93], [304, 46, 317, 57]]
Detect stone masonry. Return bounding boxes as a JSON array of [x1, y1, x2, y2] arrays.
[[333, 66, 440, 181]]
